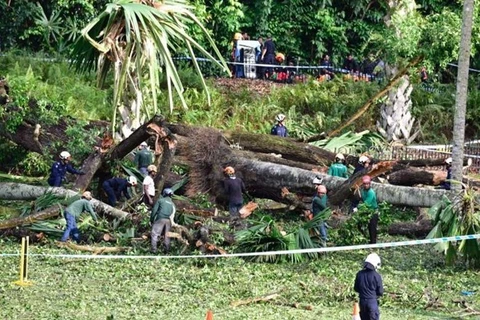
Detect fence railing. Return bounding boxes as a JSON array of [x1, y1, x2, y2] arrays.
[[173, 56, 383, 84]]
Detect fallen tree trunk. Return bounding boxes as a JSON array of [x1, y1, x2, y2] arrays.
[[0, 205, 61, 230], [0, 183, 129, 219], [387, 169, 446, 186]]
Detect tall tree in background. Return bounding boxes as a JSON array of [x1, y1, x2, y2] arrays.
[[451, 0, 475, 192], [71, 0, 229, 139]]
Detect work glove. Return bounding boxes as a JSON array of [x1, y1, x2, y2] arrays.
[[353, 207, 358, 213]]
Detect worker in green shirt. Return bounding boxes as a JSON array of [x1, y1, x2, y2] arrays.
[[328, 153, 349, 178], [312, 184, 328, 246], [60, 191, 98, 242], [134, 141, 153, 175], [150, 188, 177, 253], [353, 175, 379, 244]]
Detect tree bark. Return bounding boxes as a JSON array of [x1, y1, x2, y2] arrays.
[[451, 0, 474, 192], [387, 169, 446, 186], [0, 183, 129, 219]]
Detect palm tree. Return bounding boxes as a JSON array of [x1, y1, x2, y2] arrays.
[[71, 0, 229, 138], [451, 0, 474, 192]]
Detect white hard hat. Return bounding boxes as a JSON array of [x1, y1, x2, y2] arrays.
[[335, 153, 345, 160], [359, 155, 370, 164], [140, 141, 148, 147], [313, 176, 323, 185], [127, 176, 138, 186], [60, 151, 71, 160], [275, 113, 286, 122], [445, 157, 452, 164], [365, 253, 381, 269]]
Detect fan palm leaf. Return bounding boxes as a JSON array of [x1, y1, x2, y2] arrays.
[[71, 0, 229, 135]]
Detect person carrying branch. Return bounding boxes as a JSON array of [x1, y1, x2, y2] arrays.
[[353, 175, 379, 244], [223, 166, 247, 217], [60, 191, 97, 243], [48, 151, 85, 187], [150, 188, 177, 253], [354, 253, 384, 320]]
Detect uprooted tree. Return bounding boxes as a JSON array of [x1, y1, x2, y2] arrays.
[[0, 115, 454, 238]]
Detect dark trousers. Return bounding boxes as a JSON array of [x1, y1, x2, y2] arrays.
[[359, 299, 380, 320], [102, 181, 118, 207], [264, 54, 275, 78], [368, 214, 379, 244], [229, 203, 243, 217], [357, 213, 379, 244], [61, 212, 80, 242]]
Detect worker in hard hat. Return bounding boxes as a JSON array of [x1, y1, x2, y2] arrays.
[[223, 166, 247, 217], [328, 153, 349, 178], [142, 165, 157, 207], [150, 188, 177, 253], [102, 176, 137, 207], [312, 184, 329, 246], [134, 141, 153, 176], [354, 253, 384, 320], [47, 151, 85, 187], [439, 157, 452, 190], [354, 175, 379, 244], [232, 32, 244, 78], [60, 191, 97, 242], [271, 113, 288, 137], [354, 155, 371, 175]]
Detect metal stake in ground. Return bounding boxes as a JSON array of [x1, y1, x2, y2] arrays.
[[13, 236, 33, 287]]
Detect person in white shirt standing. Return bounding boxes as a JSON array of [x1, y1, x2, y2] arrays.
[[143, 164, 157, 207]]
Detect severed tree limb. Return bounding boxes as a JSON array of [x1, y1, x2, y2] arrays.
[[0, 183, 129, 219], [230, 293, 280, 307], [328, 55, 423, 137], [0, 205, 61, 230], [56, 241, 128, 254]]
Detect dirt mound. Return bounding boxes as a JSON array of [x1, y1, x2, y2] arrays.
[[213, 78, 286, 96]]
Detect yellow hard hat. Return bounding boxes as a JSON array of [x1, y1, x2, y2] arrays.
[[275, 53, 285, 62], [147, 165, 157, 173], [233, 33, 242, 40]]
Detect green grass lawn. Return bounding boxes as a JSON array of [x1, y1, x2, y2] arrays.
[[1, 239, 479, 320]]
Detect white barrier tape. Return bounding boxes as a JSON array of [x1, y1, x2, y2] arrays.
[[1, 234, 479, 260]]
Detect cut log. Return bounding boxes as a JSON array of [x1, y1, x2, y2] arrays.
[[0, 183, 129, 219], [387, 220, 433, 238], [387, 169, 446, 186], [56, 241, 128, 254]]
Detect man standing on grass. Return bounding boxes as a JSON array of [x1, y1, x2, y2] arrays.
[[60, 191, 97, 243], [134, 141, 153, 176], [354, 253, 383, 320], [150, 188, 177, 253]]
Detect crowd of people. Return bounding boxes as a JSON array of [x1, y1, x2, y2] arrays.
[[230, 32, 388, 82]]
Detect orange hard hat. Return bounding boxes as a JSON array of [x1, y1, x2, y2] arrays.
[[224, 166, 235, 175], [275, 53, 285, 62]]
